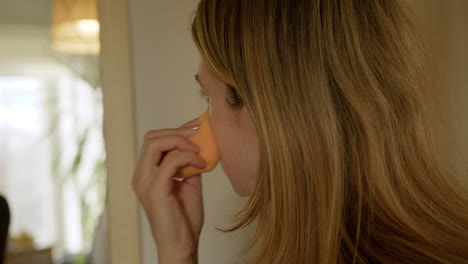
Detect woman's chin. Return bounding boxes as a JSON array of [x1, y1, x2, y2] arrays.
[[236, 188, 250, 197], [221, 162, 253, 197], [231, 180, 252, 197], [225, 175, 249, 197]]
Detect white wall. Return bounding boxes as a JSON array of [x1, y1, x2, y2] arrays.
[[126, 0, 255, 263]]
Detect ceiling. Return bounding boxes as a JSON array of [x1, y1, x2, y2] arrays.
[[0, 0, 52, 26]]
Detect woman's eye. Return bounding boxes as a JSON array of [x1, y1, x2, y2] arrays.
[[199, 89, 210, 104]]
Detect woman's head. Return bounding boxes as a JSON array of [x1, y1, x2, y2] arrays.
[[191, 0, 468, 263], [195, 58, 259, 197]]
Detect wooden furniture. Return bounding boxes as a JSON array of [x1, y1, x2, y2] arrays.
[[5, 248, 53, 264]]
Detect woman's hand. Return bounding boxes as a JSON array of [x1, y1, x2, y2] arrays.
[[132, 118, 206, 264]]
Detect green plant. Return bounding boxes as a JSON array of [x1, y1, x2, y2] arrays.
[[42, 48, 107, 260]]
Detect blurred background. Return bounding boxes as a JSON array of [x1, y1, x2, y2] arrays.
[[0, 0, 105, 263], [0, 0, 467, 264]]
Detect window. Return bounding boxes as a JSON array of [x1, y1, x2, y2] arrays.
[[0, 73, 106, 260]]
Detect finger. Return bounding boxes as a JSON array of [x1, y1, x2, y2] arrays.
[[142, 135, 199, 167], [153, 152, 207, 196], [135, 135, 200, 185], [180, 117, 200, 128], [143, 125, 200, 141], [179, 174, 203, 193]]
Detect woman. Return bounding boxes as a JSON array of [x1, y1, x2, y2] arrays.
[[0, 195, 10, 264], [132, 0, 468, 263]]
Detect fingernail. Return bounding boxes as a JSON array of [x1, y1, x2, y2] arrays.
[[183, 126, 200, 136]]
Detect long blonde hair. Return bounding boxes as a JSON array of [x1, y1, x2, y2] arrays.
[[191, 0, 468, 263]]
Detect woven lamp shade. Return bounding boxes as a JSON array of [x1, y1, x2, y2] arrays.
[[51, 0, 100, 54]]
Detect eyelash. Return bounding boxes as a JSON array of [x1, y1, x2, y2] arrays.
[[198, 86, 243, 109]]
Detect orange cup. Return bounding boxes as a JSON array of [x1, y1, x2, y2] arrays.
[[169, 112, 220, 178]]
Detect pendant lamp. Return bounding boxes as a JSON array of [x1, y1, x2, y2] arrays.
[[51, 0, 100, 55]]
